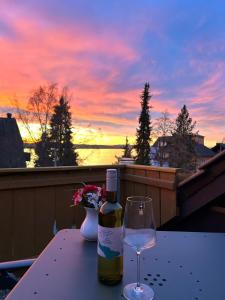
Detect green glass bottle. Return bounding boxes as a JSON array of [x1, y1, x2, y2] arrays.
[[98, 169, 123, 285]]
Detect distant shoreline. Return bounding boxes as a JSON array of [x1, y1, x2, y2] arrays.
[[24, 143, 127, 149]]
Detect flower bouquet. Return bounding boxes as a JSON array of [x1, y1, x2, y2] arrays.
[[73, 184, 105, 211], [72, 184, 105, 241]]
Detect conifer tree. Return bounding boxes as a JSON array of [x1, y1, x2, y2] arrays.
[[123, 136, 132, 158], [35, 132, 53, 167], [169, 105, 196, 170], [49, 96, 78, 166], [174, 105, 196, 136], [134, 83, 152, 165]]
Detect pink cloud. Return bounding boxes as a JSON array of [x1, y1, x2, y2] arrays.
[[0, 4, 224, 147], [0, 16, 138, 119]]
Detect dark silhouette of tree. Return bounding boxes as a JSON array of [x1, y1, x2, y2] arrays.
[[169, 105, 196, 171], [14, 83, 58, 143], [35, 132, 53, 167], [14, 83, 58, 167], [134, 83, 152, 165], [14, 84, 79, 167], [49, 95, 78, 166], [123, 136, 132, 158]]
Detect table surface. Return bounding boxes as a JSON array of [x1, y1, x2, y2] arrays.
[[6, 229, 225, 300]]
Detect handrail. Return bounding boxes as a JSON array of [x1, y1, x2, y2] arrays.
[[0, 259, 35, 270], [122, 173, 176, 190], [0, 164, 125, 174]]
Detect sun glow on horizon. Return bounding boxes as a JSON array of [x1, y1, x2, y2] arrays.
[[18, 121, 136, 145], [18, 119, 221, 148]]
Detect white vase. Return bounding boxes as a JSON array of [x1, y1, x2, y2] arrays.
[[80, 207, 98, 241]]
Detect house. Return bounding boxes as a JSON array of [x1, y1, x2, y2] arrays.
[[194, 142, 215, 167], [159, 149, 225, 233], [152, 134, 215, 169], [211, 143, 225, 154], [0, 113, 26, 168], [150, 146, 169, 167]]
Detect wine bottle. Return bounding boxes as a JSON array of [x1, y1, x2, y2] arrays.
[[98, 169, 123, 285]]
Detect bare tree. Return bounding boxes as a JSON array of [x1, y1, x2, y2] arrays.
[[153, 110, 174, 138], [153, 110, 174, 166], [28, 84, 58, 138], [14, 83, 58, 142], [13, 83, 58, 166]]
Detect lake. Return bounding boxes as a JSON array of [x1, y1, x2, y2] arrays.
[[25, 148, 124, 167]]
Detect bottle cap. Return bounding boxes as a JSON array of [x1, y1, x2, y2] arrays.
[[106, 169, 117, 191]]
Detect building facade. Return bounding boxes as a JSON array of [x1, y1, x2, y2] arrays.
[[152, 134, 215, 169], [0, 113, 26, 168]]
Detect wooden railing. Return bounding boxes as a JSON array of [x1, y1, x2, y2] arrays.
[[0, 165, 180, 262], [121, 165, 179, 227]]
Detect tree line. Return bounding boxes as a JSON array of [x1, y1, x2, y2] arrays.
[[16, 82, 199, 171], [15, 84, 78, 167], [134, 82, 198, 171]]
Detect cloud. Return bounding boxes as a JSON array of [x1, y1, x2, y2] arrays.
[[0, 1, 225, 146]]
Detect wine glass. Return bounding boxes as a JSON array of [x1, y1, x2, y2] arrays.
[[123, 196, 156, 300]]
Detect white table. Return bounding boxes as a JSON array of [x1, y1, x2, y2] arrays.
[[6, 229, 225, 300]]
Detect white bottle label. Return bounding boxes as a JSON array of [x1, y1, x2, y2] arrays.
[[98, 225, 123, 259]]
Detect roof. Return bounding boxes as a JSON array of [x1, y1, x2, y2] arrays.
[[0, 115, 26, 168], [152, 136, 172, 147], [198, 148, 225, 169], [178, 149, 225, 217], [153, 136, 214, 157], [211, 143, 225, 152], [194, 143, 215, 157]]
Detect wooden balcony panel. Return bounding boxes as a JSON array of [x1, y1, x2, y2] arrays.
[[0, 190, 13, 261], [160, 189, 177, 224], [13, 189, 35, 260], [122, 173, 176, 190], [146, 185, 161, 227], [0, 164, 179, 261], [0, 171, 104, 190], [123, 165, 179, 228], [55, 185, 75, 231], [34, 187, 55, 255], [146, 169, 160, 178]]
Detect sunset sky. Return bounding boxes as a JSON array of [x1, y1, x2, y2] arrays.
[[0, 1, 224, 146]]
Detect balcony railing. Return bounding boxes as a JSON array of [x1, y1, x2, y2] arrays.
[[0, 165, 180, 262]]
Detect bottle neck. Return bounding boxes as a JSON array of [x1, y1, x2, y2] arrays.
[[106, 191, 117, 203]]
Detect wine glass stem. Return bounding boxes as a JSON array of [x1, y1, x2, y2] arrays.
[[136, 251, 141, 288]]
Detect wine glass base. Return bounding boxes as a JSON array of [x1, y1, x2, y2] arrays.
[[123, 283, 154, 300]]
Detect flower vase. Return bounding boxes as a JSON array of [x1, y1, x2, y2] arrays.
[[80, 207, 98, 241]]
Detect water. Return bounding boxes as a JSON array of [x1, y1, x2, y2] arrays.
[[25, 148, 124, 167], [78, 148, 123, 166], [124, 229, 156, 252]]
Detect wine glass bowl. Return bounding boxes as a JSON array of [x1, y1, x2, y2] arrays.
[[123, 196, 156, 300]]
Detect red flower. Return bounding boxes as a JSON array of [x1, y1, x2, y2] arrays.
[[73, 189, 83, 205], [72, 184, 104, 209], [83, 185, 98, 194]]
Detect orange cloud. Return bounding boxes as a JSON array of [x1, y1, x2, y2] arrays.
[[0, 4, 224, 148]]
